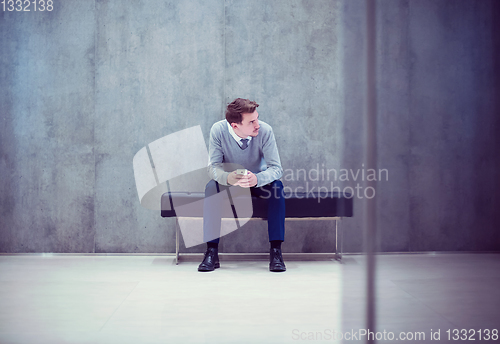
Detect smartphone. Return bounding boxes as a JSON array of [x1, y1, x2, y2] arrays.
[[236, 169, 248, 175]]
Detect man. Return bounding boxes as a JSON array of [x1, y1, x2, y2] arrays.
[[198, 98, 286, 272]]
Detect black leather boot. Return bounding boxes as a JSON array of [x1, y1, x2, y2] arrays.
[[269, 247, 286, 272], [198, 247, 220, 272]]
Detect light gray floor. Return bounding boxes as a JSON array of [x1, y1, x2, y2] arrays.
[[0, 253, 498, 344], [341, 254, 500, 344]]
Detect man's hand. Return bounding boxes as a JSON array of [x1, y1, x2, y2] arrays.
[[238, 171, 257, 188], [227, 171, 244, 186], [227, 170, 258, 188]]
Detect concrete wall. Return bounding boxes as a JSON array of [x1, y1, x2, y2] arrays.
[[1, 1, 96, 252], [1, 0, 499, 253], [341, 0, 500, 253]]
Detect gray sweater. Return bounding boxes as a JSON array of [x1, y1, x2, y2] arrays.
[[208, 120, 283, 187]]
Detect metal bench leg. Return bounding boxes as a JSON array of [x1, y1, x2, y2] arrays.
[[340, 218, 343, 261], [175, 218, 180, 265], [335, 218, 343, 262]]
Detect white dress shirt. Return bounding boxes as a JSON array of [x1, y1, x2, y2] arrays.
[[227, 121, 252, 147]]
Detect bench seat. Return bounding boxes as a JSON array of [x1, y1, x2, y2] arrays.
[[161, 191, 353, 263]]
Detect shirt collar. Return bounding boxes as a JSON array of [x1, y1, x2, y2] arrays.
[[227, 121, 252, 146]]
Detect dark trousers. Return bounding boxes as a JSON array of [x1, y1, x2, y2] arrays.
[[203, 180, 286, 244]]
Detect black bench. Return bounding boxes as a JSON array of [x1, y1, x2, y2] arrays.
[[161, 191, 353, 264]]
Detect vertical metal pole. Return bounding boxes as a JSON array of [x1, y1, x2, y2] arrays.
[[335, 219, 338, 260], [335, 219, 343, 261], [365, 0, 378, 343], [339, 219, 343, 261], [175, 217, 180, 265]]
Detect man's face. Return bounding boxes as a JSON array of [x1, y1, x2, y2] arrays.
[[232, 110, 260, 138]]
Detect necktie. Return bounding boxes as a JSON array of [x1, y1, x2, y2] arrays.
[[240, 139, 249, 150]]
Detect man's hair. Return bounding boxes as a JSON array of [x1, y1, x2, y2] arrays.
[[225, 98, 259, 124]]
